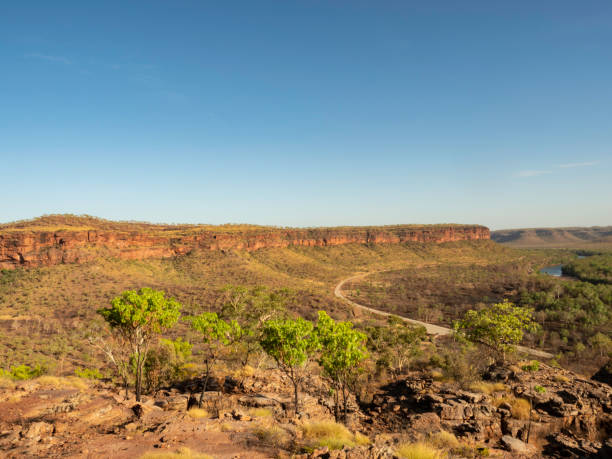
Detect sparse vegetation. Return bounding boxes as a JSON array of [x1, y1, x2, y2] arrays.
[[300, 421, 369, 450], [396, 442, 443, 459]]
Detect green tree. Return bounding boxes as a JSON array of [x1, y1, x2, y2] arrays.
[[453, 300, 539, 363], [315, 311, 368, 423], [365, 315, 426, 379], [97, 288, 181, 401], [219, 285, 290, 367], [259, 317, 318, 415], [187, 312, 241, 407]]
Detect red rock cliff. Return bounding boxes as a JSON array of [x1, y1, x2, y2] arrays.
[[0, 222, 490, 270]]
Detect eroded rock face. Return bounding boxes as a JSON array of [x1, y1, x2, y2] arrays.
[[363, 363, 612, 457], [0, 225, 490, 269]]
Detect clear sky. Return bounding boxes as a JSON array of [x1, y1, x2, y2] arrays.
[[1, 1, 611, 230]]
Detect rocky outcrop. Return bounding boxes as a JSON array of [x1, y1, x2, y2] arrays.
[[364, 363, 612, 457], [0, 224, 490, 269]]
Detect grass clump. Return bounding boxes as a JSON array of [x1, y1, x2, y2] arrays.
[[0, 376, 15, 389], [493, 396, 531, 420], [301, 421, 369, 450], [187, 408, 209, 419], [427, 430, 460, 450], [468, 381, 508, 394], [396, 442, 443, 459], [140, 447, 213, 459], [252, 425, 290, 448], [74, 367, 103, 379], [248, 407, 273, 418]]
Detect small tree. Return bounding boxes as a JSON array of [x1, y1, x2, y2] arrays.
[[97, 288, 181, 401], [366, 315, 426, 379], [260, 317, 318, 415], [453, 300, 539, 363], [187, 312, 241, 407], [315, 311, 368, 423], [219, 285, 290, 367]]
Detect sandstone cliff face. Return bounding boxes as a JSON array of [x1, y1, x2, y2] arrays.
[[0, 225, 490, 270]]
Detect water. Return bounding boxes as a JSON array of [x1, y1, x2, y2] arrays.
[[540, 256, 585, 277], [540, 265, 563, 277]]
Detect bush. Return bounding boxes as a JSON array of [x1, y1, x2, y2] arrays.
[[0, 364, 45, 380], [521, 360, 540, 372], [534, 385, 546, 394], [74, 367, 103, 379], [396, 442, 443, 459]]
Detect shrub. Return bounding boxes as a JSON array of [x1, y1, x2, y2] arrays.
[[1, 364, 45, 380], [396, 442, 443, 459], [74, 367, 103, 379], [534, 385, 546, 394], [521, 360, 540, 372]]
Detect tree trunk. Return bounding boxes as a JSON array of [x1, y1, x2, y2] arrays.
[[342, 384, 348, 423], [293, 379, 299, 416], [135, 355, 142, 402], [198, 360, 210, 408]]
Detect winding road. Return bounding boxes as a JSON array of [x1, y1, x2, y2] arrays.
[[334, 272, 553, 359]]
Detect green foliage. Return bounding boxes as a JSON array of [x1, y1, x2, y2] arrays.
[[187, 312, 241, 405], [97, 288, 182, 401], [316, 311, 368, 422], [534, 385, 546, 394], [74, 367, 103, 379], [218, 285, 289, 366], [0, 364, 45, 380], [453, 300, 539, 361], [365, 315, 426, 378], [521, 360, 540, 372], [563, 254, 612, 284], [260, 317, 318, 414]]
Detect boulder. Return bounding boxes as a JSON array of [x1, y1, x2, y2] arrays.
[[501, 435, 531, 454]]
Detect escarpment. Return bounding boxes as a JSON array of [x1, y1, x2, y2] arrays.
[[0, 217, 490, 269]]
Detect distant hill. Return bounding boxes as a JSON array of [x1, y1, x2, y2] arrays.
[[492, 226, 612, 249]]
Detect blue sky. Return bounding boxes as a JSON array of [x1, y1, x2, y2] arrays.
[[1, 1, 611, 230]]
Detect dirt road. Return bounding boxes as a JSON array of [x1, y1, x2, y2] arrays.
[[334, 272, 553, 359]]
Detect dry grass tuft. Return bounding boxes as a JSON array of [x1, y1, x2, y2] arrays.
[[140, 447, 213, 458], [0, 376, 16, 390], [252, 424, 290, 448], [248, 407, 273, 418], [301, 421, 370, 450], [187, 408, 209, 419], [427, 430, 460, 450], [396, 442, 443, 459], [468, 381, 508, 394], [493, 396, 531, 420]]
